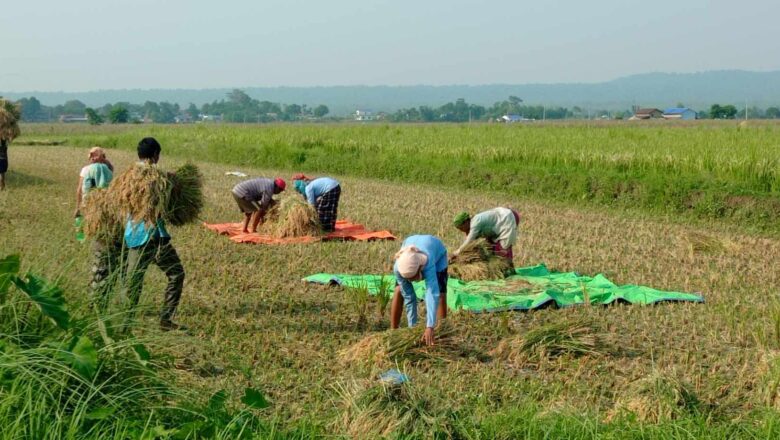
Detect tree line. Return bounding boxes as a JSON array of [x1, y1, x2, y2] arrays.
[[9, 91, 780, 124]]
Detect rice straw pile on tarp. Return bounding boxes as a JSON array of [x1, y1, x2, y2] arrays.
[[261, 193, 320, 238], [165, 163, 204, 226], [0, 100, 21, 141], [82, 188, 122, 242], [449, 239, 514, 281]]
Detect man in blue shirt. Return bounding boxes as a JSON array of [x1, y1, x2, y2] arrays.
[[121, 138, 186, 332], [292, 174, 341, 232], [390, 235, 448, 346]]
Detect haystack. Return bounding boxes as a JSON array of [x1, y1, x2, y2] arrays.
[[165, 163, 204, 226], [0, 100, 21, 142], [339, 320, 463, 366], [608, 371, 699, 423], [261, 193, 320, 238], [110, 162, 171, 226], [337, 380, 454, 438], [449, 239, 513, 281], [82, 188, 122, 243], [491, 320, 606, 367]]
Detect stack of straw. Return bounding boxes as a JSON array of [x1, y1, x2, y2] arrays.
[[449, 239, 514, 281], [0, 100, 21, 142], [82, 188, 122, 243], [82, 162, 203, 239], [340, 320, 463, 366], [261, 193, 320, 238]]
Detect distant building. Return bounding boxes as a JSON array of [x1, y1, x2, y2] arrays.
[[630, 108, 663, 120], [354, 109, 374, 121], [199, 114, 223, 122], [59, 114, 88, 123], [174, 114, 193, 124], [662, 108, 697, 120], [501, 114, 531, 123]]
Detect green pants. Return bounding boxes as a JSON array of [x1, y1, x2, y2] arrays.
[[122, 238, 185, 326]]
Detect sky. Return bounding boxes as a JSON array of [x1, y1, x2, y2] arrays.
[[2, 0, 779, 92]]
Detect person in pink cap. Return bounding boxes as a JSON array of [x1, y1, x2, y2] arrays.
[[231, 177, 286, 233]]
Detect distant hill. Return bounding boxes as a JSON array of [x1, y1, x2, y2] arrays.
[[3, 70, 780, 116]]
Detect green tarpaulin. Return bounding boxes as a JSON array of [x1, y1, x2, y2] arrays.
[[304, 264, 703, 313]]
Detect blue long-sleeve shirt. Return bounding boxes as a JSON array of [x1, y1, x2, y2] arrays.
[[304, 177, 339, 205], [393, 235, 448, 328]]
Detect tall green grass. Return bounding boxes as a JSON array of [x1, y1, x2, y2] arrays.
[[21, 121, 780, 230]]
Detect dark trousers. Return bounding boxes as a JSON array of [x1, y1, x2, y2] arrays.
[[90, 239, 123, 311], [122, 238, 184, 326]]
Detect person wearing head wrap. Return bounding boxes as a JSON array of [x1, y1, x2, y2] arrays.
[[391, 234, 448, 346], [452, 207, 521, 264], [292, 175, 341, 232], [74, 147, 117, 311], [75, 147, 114, 217], [231, 177, 286, 233]]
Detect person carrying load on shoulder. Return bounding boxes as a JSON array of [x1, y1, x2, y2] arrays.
[[232, 177, 286, 233], [452, 207, 521, 266], [121, 137, 186, 332], [75, 147, 113, 217], [75, 147, 118, 308], [390, 234, 448, 346], [292, 173, 341, 232]]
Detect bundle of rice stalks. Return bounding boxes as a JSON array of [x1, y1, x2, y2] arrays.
[[261, 193, 320, 238], [0, 99, 21, 141], [449, 239, 513, 281], [337, 380, 454, 438], [165, 163, 203, 226], [339, 320, 465, 366], [110, 162, 171, 225], [609, 371, 699, 423], [491, 320, 606, 367], [82, 188, 122, 242]]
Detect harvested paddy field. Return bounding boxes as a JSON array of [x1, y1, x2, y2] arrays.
[[1, 135, 780, 438]]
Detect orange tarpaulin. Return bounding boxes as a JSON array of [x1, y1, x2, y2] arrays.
[[203, 220, 396, 245]]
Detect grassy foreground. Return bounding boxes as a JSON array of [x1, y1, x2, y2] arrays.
[[1, 143, 780, 438], [20, 121, 780, 233]]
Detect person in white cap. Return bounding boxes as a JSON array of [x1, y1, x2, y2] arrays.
[[390, 234, 448, 346]]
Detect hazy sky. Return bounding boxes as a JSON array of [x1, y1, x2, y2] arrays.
[[2, 0, 779, 91]]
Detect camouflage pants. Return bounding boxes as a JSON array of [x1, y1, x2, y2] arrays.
[[90, 239, 123, 311], [121, 238, 185, 327]]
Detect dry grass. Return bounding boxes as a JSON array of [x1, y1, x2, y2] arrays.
[[608, 370, 700, 423], [110, 162, 171, 225], [165, 163, 204, 226], [82, 188, 122, 242], [336, 380, 454, 438], [4, 144, 780, 435], [0, 100, 21, 141], [260, 193, 320, 238], [449, 239, 514, 281], [340, 320, 467, 367], [491, 320, 608, 367]]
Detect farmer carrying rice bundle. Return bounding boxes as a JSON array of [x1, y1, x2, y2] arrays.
[[452, 207, 520, 266], [0, 99, 21, 191], [74, 147, 118, 306], [75, 147, 114, 216], [120, 138, 186, 331], [391, 235, 448, 346], [232, 177, 286, 233], [292, 174, 341, 232]]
